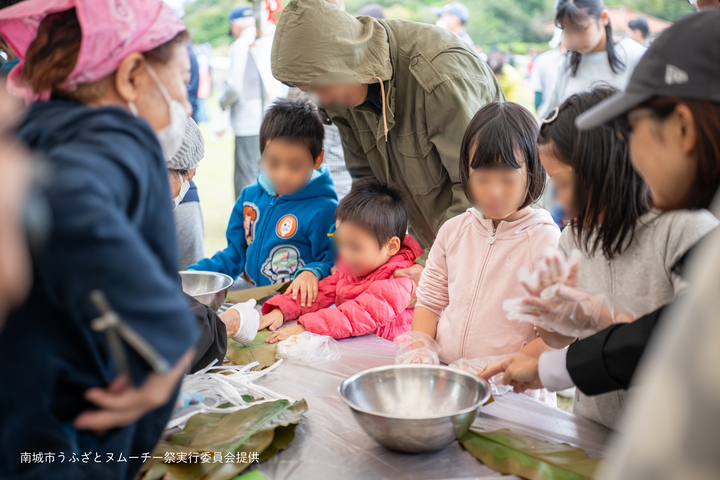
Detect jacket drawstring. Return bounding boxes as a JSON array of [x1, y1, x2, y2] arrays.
[[374, 76, 388, 142]]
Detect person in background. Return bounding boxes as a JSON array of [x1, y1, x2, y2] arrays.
[[222, 5, 285, 199], [190, 98, 338, 306], [162, 0, 204, 249], [358, 3, 385, 19], [164, 118, 231, 372], [626, 18, 649, 47], [531, 87, 717, 429], [0, 0, 24, 76], [488, 48, 524, 104], [167, 118, 205, 270], [532, 28, 567, 118], [433, 2, 474, 47], [195, 43, 213, 123], [261, 182, 423, 342], [483, 13, 720, 457], [411, 102, 559, 406], [0, 1, 199, 478], [271, 0, 504, 298], [474, 44, 488, 62], [543, 0, 646, 114]]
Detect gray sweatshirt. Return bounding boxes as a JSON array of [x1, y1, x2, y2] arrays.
[[558, 209, 718, 429]]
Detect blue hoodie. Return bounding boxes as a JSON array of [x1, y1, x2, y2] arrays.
[[0, 100, 199, 479], [190, 165, 338, 285]]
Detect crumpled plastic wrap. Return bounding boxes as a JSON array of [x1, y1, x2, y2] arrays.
[[276, 331, 340, 364], [449, 356, 513, 396], [393, 331, 440, 365]]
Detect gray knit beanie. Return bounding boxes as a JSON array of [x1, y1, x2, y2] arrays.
[[167, 118, 204, 170]]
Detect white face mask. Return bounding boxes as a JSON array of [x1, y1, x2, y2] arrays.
[[173, 171, 190, 210], [128, 64, 189, 163]]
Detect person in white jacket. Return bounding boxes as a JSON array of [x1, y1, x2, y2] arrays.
[[221, 5, 286, 199]]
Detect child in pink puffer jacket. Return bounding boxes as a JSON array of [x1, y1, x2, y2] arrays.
[[260, 182, 422, 342], [413, 102, 560, 405]]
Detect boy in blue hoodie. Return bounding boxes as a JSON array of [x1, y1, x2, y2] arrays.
[[190, 98, 338, 305]]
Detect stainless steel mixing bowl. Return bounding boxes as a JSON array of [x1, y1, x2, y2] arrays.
[[338, 364, 491, 453], [179, 271, 234, 311]]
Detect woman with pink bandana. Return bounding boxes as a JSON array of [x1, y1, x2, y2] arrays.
[[0, 1, 200, 478]]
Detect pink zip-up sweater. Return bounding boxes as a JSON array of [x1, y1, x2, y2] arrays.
[[417, 208, 560, 405]]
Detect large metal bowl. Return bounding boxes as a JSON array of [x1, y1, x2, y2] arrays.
[[338, 364, 491, 453], [179, 271, 233, 311]]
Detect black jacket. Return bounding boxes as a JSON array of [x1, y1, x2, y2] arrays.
[[566, 241, 699, 395], [187, 294, 227, 373]]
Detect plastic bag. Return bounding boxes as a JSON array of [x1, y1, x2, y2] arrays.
[[449, 356, 513, 396], [208, 107, 230, 141], [393, 331, 440, 365], [276, 331, 340, 364]]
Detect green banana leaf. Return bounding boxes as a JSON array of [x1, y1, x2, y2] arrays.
[[226, 282, 290, 304], [231, 472, 269, 480], [459, 429, 605, 480], [225, 329, 276, 371], [140, 399, 307, 480]]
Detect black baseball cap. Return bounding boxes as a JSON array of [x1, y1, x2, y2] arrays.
[[576, 8, 720, 130]]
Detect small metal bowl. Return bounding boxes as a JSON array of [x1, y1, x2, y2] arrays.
[[338, 364, 491, 453], [179, 271, 234, 311]]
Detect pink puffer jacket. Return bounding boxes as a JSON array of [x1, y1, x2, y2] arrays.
[[262, 236, 423, 340]]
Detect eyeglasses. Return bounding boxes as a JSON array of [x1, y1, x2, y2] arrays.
[[281, 81, 297, 89]]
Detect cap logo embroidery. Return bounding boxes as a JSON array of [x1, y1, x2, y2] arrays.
[[665, 64, 688, 86]]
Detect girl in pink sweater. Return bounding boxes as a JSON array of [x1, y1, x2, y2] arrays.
[[413, 102, 560, 405], [260, 182, 422, 342]]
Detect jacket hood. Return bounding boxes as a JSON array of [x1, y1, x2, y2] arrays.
[[470, 208, 559, 237], [265, 163, 338, 201], [17, 100, 162, 163], [271, 0, 392, 86]]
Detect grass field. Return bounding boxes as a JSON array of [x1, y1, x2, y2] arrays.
[[194, 97, 237, 257]]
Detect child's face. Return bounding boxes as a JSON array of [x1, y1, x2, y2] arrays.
[[262, 138, 323, 196], [334, 220, 399, 277], [539, 143, 576, 216], [467, 146, 529, 221]]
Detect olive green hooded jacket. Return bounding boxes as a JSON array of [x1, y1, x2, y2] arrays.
[[271, 0, 504, 264]]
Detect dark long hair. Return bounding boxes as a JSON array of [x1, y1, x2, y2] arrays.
[[460, 102, 546, 209], [538, 86, 649, 259], [556, 0, 625, 77]]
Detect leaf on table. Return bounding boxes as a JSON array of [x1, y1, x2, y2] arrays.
[[459, 429, 605, 480], [141, 399, 308, 480], [231, 471, 270, 480], [226, 282, 290, 304], [225, 330, 276, 371]]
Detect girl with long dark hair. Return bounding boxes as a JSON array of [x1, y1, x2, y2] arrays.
[[543, 0, 646, 116], [535, 87, 717, 428]]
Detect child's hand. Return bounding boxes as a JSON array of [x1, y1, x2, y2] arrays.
[[258, 308, 284, 331], [286, 271, 319, 307], [266, 324, 306, 344]]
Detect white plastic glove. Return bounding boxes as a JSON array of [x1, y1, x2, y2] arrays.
[[504, 284, 635, 338], [394, 331, 440, 365], [517, 248, 582, 296], [228, 300, 260, 344]]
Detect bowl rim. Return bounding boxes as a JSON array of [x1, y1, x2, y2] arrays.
[[179, 270, 234, 294], [337, 364, 492, 420]]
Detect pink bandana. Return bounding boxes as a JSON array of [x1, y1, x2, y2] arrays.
[[0, 0, 186, 102]]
